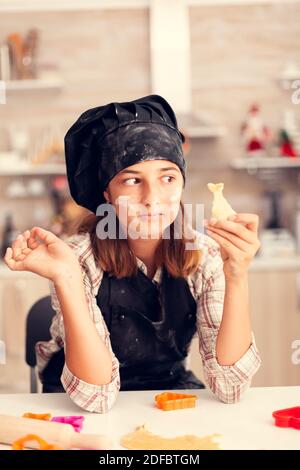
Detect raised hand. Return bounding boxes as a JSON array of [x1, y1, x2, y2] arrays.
[[4, 227, 80, 283]]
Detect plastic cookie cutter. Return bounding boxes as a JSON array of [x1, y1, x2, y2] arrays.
[[51, 415, 85, 432], [12, 434, 61, 450], [155, 392, 198, 411], [22, 413, 52, 421], [272, 407, 300, 430]]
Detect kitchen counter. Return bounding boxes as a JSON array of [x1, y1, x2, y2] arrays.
[[250, 256, 300, 271], [0, 387, 299, 450], [0, 262, 41, 279]]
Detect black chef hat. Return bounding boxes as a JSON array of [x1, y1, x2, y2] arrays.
[[64, 94, 186, 213]]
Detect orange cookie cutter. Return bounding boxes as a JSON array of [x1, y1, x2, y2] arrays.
[[22, 412, 52, 421], [155, 392, 198, 411], [12, 434, 60, 450]]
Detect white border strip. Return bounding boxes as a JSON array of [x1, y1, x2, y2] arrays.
[[0, 0, 300, 13], [0, 0, 149, 13], [188, 0, 300, 5]]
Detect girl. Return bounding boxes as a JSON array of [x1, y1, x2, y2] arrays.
[[4, 95, 261, 413]]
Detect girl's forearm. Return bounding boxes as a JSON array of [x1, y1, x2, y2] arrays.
[[216, 274, 252, 366], [54, 269, 113, 385]]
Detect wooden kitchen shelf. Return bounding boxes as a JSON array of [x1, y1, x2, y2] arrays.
[[0, 157, 66, 176], [178, 113, 226, 139], [230, 157, 300, 170], [4, 78, 63, 92]]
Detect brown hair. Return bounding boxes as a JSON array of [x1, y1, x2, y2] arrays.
[[76, 202, 202, 279]]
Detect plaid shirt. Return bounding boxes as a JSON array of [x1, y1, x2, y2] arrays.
[[36, 231, 261, 413]]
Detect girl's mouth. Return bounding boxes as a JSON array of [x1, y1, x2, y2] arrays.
[[138, 213, 163, 219]]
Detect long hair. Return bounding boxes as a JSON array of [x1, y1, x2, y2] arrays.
[[76, 202, 202, 279]]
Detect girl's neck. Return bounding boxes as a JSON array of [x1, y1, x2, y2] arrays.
[[128, 237, 161, 279]]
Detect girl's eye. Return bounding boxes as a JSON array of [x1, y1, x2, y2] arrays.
[[122, 176, 176, 185], [162, 176, 176, 183], [123, 178, 140, 185]]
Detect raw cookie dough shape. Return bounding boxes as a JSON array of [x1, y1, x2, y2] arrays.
[[207, 183, 236, 221], [121, 425, 221, 450]]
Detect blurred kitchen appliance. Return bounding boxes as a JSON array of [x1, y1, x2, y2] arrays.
[[1, 213, 19, 259], [259, 191, 296, 257], [265, 191, 282, 230]]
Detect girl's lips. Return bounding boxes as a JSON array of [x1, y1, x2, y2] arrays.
[[139, 213, 163, 218]]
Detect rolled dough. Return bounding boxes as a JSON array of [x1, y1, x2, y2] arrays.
[[121, 425, 221, 450]]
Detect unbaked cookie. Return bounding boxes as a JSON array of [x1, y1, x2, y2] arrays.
[[207, 183, 236, 221]]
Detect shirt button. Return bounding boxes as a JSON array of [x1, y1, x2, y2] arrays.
[[135, 338, 139, 343], [169, 370, 174, 376], [119, 314, 125, 321], [120, 289, 126, 294]]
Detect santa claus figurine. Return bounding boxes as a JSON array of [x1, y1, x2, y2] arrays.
[[241, 104, 272, 156]]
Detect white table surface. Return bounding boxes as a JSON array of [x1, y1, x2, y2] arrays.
[[0, 386, 299, 450]]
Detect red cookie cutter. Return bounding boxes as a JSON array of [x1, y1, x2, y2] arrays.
[[272, 407, 300, 430]]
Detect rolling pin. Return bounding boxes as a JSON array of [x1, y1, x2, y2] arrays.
[[0, 415, 112, 450]]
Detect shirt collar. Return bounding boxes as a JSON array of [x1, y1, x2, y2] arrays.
[[136, 256, 162, 284]]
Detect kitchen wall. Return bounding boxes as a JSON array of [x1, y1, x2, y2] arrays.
[[0, 8, 151, 232], [188, 2, 300, 230], [0, 2, 300, 234]]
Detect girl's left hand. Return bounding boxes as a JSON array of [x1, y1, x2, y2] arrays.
[[204, 213, 261, 281]]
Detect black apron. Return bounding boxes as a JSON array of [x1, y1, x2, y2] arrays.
[[42, 266, 204, 392]]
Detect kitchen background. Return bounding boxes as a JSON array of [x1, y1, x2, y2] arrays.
[[0, 0, 300, 393]]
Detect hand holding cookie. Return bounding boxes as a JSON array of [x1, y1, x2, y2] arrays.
[[206, 183, 260, 280]]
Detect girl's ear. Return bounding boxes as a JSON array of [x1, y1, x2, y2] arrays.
[[103, 189, 110, 203]]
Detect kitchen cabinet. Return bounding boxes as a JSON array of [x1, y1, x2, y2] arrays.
[[248, 269, 300, 386], [0, 265, 49, 392], [188, 260, 300, 387]]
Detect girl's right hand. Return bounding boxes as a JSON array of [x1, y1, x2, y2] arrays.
[[4, 227, 80, 283]]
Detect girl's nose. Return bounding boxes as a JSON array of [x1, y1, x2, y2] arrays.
[[141, 185, 161, 207]]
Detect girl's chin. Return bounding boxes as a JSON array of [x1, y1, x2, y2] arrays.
[[127, 223, 165, 239]]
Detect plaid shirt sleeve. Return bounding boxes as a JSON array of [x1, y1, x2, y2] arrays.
[[36, 233, 120, 413], [194, 233, 262, 404]]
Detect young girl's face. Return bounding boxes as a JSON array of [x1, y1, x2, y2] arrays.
[[103, 159, 184, 239]]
